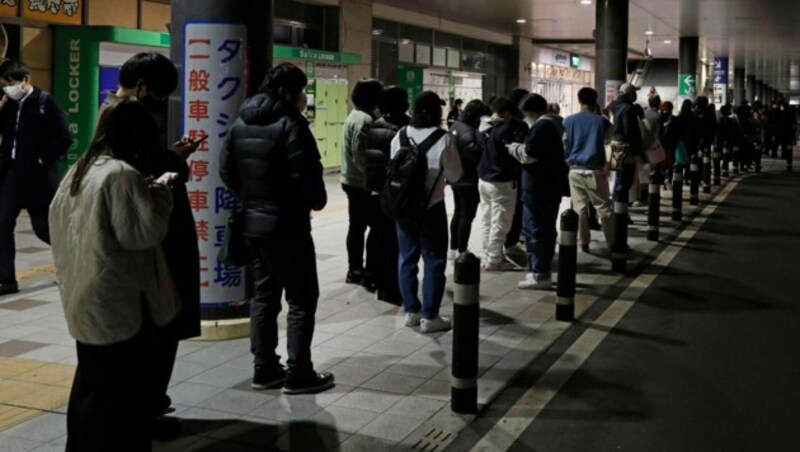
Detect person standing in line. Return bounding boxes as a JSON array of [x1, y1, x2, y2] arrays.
[[563, 88, 615, 253], [50, 99, 179, 452], [609, 83, 643, 197], [221, 63, 333, 394], [0, 59, 72, 296], [508, 94, 569, 290], [363, 85, 410, 305], [97, 52, 200, 439], [341, 79, 384, 290], [478, 97, 528, 271], [503, 88, 531, 259], [447, 98, 463, 127], [543, 102, 565, 139], [393, 91, 462, 334], [448, 99, 489, 259]]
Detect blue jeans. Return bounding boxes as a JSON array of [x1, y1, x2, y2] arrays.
[[522, 194, 560, 277], [613, 163, 636, 195], [396, 202, 448, 320]]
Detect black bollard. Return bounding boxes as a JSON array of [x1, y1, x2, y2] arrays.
[[690, 156, 701, 206], [647, 170, 662, 242], [755, 142, 763, 173], [451, 252, 480, 414], [556, 209, 578, 322], [713, 148, 722, 185], [732, 147, 740, 175], [672, 165, 683, 222], [788, 146, 794, 173], [703, 150, 712, 193], [612, 185, 628, 274]]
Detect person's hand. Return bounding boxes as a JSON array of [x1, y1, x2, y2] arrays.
[[0, 95, 8, 110], [170, 136, 199, 160], [154, 172, 179, 187]]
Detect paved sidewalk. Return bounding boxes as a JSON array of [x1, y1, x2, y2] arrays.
[[0, 158, 780, 451]]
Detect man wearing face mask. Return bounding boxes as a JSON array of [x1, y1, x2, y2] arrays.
[[98, 52, 201, 441], [0, 59, 72, 296], [220, 62, 332, 394]]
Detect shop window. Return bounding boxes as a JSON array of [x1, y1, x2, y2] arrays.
[[296, 28, 321, 49], [447, 49, 460, 69], [416, 44, 431, 66], [433, 47, 447, 67], [399, 41, 415, 63], [274, 25, 292, 45]]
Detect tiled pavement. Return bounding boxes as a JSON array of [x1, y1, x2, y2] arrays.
[[0, 159, 781, 451]]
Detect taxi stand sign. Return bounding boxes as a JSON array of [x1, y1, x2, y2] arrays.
[[183, 22, 248, 307]]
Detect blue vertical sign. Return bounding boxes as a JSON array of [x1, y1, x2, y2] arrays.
[[713, 57, 729, 105]]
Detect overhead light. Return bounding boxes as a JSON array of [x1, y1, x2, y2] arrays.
[[372, 29, 384, 36], [645, 30, 654, 36], [516, 19, 527, 24], [580, 0, 592, 4], [664, 39, 672, 44]]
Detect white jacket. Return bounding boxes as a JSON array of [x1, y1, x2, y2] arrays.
[[49, 156, 179, 345]]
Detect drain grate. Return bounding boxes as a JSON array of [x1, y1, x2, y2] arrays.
[[411, 427, 455, 451]]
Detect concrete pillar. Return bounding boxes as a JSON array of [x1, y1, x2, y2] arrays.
[[340, 0, 373, 102], [679, 37, 699, 99], [734, 67, 746, 106], [510, 35, 533, 92], [169, 0, 272, 336], [747, 75, 756, 103], [594, 0, 629, 106], [756, 80, 765, 103], [21, 27, 53, 93]]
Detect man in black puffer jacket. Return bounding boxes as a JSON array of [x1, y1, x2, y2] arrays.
[[363, 86, 410, 305], [220, 63, 332, 395]]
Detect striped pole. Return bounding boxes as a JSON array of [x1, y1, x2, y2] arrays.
[[672, 165, 683, 221], [451, 252, 480, 414], [647, 170, 662, 241], [690, 156, 701, 206], [556, 209, 578, 322], [722, 147, 730, 178], [612, 185, 628, 274], [788, 146, 793, 172], [702, 149, 712, 193], [755, 141, 763, 173], [732, 146, 740, 175], [713, 147, 722, 185]]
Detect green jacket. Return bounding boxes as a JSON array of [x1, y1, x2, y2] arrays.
[[340, 109, 374, 188]]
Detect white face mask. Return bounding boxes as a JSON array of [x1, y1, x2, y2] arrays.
[[3, 83, 27, 101]]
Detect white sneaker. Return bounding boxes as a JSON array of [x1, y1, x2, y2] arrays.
[[404, 312, 422, 327], [448, 250, 457, 260], [420, 316, 451, 334], [484, 260, 517, 272], [518, 273, 553, 290]]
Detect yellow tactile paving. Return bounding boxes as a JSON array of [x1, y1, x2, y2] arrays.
[[15, 263, 56, 281], [0, 358, 74, 431]]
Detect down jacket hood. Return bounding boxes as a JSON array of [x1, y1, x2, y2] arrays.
[[238, 94, 302, 127]]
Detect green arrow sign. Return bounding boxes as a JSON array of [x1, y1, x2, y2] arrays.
[[679, 73, 697, 97]]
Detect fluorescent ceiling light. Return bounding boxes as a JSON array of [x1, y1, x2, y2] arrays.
[[645, 30, 654, 36], [516, 19, 527, 24], [664, 40, 672, 44], [580, 0, 592, 4]]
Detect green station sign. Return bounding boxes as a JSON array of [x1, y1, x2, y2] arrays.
[[273, 45, 361, 65]]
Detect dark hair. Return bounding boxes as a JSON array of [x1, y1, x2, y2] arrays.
[[0, 60, 31, 82], [378, 86, 409, 115], [491, 97, 515, 115], [410, 106, 443, 128], [632, 103, 645, 119], [519, 93, 548, 115], [454, 98, 463, 107], [509, 88, 529, 106], [118, 52, 178, 97], [351, 78, 384, 111], [70, 100, 160, 196], [648, 95, 662, 109], [680, 99, 694, 115], [578, 87, 598, 106], [259, 62, 308, 100], [460, 99, 488, 129], [695, 96, 709, 109], [720, 104, 732, 116]]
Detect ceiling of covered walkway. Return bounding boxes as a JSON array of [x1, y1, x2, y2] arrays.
[[373, 0, 800, 93]]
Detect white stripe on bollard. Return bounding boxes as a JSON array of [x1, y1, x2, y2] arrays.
[[614, 202, 628, 214], [451, 377, 477, 389], [557, 297, 573, 306], [649, 184, 659, 194], [453, 284, 480, 306], [559, 231, 577, 246]]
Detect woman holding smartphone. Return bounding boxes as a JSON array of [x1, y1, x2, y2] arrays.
[[49, 99, 179, 452]]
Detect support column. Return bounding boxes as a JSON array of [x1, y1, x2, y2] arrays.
[[170, 0, 273, 338], [340, 0, 373, 98], [756, 80, 765, 103], [712, 56, 729, 105], [510, 35, 534, 92], [679, 37, 699, 99], [747, 75, 756, 103], [594, 0, 629, 106], [734, 67, 746, 106]]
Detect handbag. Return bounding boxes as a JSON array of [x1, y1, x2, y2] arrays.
[[218, 211, 251, 267], [646, 139, 667, 165], [607, 140, 633, 171]]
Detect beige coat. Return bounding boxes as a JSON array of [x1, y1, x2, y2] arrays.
[[49, 156, 179, 345]]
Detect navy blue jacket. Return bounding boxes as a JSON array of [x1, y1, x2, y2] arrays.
[[478, 117, 528, 183], [520, 119, 570, 202], [0, 87, 72, 207]]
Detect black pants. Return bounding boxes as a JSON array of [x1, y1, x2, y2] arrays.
[[450, 185, 480, 253], [67, 320, 153, 452], [0, 168, 51, 283], [343, 184, 380, 274], [372, 206, 401, 303], [248, 230, 319, 377], [150, 329, 179, 416]]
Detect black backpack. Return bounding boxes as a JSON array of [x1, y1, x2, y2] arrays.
[[381, 128, 447, 222]]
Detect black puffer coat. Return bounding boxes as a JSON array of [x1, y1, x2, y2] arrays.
[[449, 120, 482, 187], [364, 114, 409, 193], [220, 94, 327, 236]]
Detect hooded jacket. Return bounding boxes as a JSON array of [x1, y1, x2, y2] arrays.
[[449, 119, 483, 186], [477, 116, 527, 183], [610, 96, 643, 156], [220, 94, 327, 235]]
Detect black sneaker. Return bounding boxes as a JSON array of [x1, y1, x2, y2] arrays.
[[282, 372, 335, 395], [152, 416, 182, 442], [251, 365, 286, 390], [0, 281, 19, 297], [346, 270, 363, 285], [360, 271, 377, 292]]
